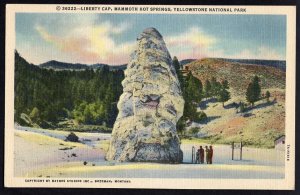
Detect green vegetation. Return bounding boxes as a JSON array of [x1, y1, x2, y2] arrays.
[[14, 51, 124, 129], [176, 117, 186, 135], [177, 58, 285, 148], [185, 71, 203, 103], [265, 90, 271, 103], [218, 80, 230, 107], [204, 79, 211, 99], [210, 77, 222, 98], [15, 51, 284, 148], [58, 125, 112, 133], [246, 75, 261, 106], [239, 102, 246, 113], [180, 137, 214, 145], [173, 57, 205, 124], [173, 56, 232, 133]]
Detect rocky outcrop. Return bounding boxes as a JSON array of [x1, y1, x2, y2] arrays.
[[106, 28, 184, 163]]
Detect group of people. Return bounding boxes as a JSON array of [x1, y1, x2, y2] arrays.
[[195, 145, 213, 164]]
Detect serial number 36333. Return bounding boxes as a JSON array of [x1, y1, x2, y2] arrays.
[[61, 7, 77, 10]]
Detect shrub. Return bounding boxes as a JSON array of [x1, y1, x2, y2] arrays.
[[188, 127, 199, 135], [195, 111, 207, 123], [239, 102, 246, 113]]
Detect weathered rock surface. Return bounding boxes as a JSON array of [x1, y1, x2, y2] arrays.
[[106, 28, 184, 163]]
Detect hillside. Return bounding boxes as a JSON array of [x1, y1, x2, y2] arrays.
[[184, 58, 285, 148], [185, 58, 285, 96], [15, 51, 124, 129], [221, 58, 286, 71]]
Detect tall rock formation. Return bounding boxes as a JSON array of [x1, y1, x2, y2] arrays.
[[106, 28, 184, 163]]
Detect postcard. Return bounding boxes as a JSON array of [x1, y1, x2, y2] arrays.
[[5, 4, 296, 189]]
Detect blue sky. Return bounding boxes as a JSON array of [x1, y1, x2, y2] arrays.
[[16, 13, 286, 65]]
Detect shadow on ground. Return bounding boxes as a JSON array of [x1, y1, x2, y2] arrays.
[[199, 116, 221, 124], [199, 98, 217, 110]]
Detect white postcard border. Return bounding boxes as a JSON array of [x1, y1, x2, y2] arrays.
[[5, 4, 296, 189]]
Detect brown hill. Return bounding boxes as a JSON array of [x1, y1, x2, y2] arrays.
[[185, 58, 285, 96], [183, 58, 286, 148]]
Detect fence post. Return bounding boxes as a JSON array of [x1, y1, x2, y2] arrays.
[[192, 146, 195, 163], [240, 141, 243, 160], [232, 142, 234, 160]]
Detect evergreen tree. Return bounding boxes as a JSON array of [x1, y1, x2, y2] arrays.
[[218, 88, 230, 107], [265, 91, 271, 103], [185, 72, 203, 103], [14, 51, 124, 128], [173, 58, 207, 132], [183, 101, 198, 121], [176, 117, 186, 135], [204, 79, 211, 99], [218, 80, 230, 107], [222, 80, 229, 89], [239, 102, 246, 113], [181, 72, 206, 123], [173, 56, 181, 71], [173, 56, 184, 89], [246, 75, 261, 107], [210, 77, 222, 98]]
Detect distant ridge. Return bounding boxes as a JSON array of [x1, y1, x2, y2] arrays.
[[217, 58, 286, 72], [39, 60, 127, 71], [39, 60, 88, 70], [37, 58, 286, 72], [180, 59, 196, 66], [180, 58, 286, 72], [39, 59, 199, 71]]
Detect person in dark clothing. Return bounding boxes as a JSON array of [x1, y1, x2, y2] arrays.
[[209, 145, 214, 164], [196, 149, 200, 164], [205, 146, 210, 164], [199, 146, 204, 164]]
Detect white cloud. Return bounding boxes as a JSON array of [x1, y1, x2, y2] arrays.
[[208, 46, 285, 60], [35, 19, 284, 64], [36, 18, 135, 65], [165, 27, 217, 60]]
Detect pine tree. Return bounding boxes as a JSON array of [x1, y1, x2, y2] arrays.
[[218, 80, 230, 107], [265, 91, 271, 103], [246, 75, 261, 107], [210, 77, 222, 98], [218, 88, 230, 107], [204, 79, 211, 99], [185, 72, 202, 103], [183, 101, 197, 121], [176, 117, 186, 135], [222, 80, 229, 89], [14, 51, 124, 127], [173, 56, 181, 71], [239, 102, 246, 113]]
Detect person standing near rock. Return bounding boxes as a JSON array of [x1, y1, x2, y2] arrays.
[[196, 148, 200, 164], [209, 145, 214, 164], [205, 146, 210, 164], [199, 146, 204, 164]]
